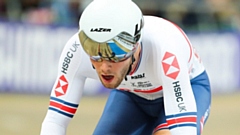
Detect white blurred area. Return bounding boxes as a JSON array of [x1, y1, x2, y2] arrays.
[[0, 0, 240, 95], [83, 79, 105, 95]]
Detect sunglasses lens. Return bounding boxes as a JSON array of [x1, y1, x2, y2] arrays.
[[79, 31, 138, 62]]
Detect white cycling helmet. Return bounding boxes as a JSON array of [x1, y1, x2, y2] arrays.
[[78, 0, 143, 62]]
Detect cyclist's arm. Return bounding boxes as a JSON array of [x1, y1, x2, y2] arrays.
[[156, 21, 197, 134], [41, 33, 86, 135]]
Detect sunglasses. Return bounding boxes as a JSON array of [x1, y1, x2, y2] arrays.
[[79, 31, 139, 63]]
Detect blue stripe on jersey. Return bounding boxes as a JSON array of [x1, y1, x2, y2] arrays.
[[168, 123, 197, 130], [50, 96, 79, 108]]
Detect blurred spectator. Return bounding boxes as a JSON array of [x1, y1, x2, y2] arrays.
[[1, 0, 82, 26], [21, 7, 54, 25], [50, 0, 81, 27], [0, 0, 7, 20], [0, 0, 239, 31], [164, 1, 189, 27], [4, 0, 22, 22], [19, 0, 52, 25], [205, 0, 240, 31]]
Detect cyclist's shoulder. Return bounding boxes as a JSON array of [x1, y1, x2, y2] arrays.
[[65, 32, 81, 46], [143, 16, 175, 28]]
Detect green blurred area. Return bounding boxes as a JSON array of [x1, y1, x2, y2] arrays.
[[0, 93, 240, 135]]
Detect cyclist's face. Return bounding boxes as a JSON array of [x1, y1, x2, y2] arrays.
[[90, 57, 131, 89]]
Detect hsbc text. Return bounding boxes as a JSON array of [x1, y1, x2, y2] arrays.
[[173, 81, 187, 112], [61, 42, 79, 74]]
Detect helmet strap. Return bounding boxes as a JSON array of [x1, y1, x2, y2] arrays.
[[124, 55, 135, 81]]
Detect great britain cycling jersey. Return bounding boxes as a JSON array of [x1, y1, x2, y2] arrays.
[[41, 16, 208, 135]]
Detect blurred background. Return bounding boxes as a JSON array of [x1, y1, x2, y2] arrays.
[[0, 0, 240, 135]]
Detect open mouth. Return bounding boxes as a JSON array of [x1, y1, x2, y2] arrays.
[[102, 75, 114, 81]]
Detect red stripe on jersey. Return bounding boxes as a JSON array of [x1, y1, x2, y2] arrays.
[[153, 123, 168, 133], [167, 116, 197, 125], [118, 88, 131, 92], [50, 101, 77, 114], [166, 19, 193, 63], [200, 116, 204, 134], [133, 86, 163, 93]]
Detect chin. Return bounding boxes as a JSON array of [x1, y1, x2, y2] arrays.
[[102, 83, 118, 89], [101, 79, 122, 89]]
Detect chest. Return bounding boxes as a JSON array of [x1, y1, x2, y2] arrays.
[[118, 70, 162, 92]]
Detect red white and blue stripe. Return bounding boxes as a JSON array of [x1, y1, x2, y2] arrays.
[[153, 122, 168, 133], [49, 97, 79, 118], [166, 112, 197, 130]]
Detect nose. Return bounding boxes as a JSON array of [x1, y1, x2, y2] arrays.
[[100, 60, 112, 71]]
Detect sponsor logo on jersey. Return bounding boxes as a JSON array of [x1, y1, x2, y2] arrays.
[[90, 28, 111, 32], [54, 75, 68, 97], [131, 73, 145, 79], [61, 42, 79, 74], [173, 81, 186, 112], [162, 52, 180, 80], [130, 81, 152, 88]]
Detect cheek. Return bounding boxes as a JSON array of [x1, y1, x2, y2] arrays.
[[115, 61, 131, 72]]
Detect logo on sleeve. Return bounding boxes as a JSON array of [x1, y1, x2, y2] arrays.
[[54, 75, 69, 97], [61, 42, 79, 74], [162, 52, 180, 80]]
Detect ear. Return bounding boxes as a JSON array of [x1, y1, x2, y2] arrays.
[[124, 55, 135, 81], [132, 55, 135, 63]]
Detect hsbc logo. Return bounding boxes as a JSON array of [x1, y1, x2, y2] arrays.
[[162, 52, 180, 80], [54, 75, 69, 97]]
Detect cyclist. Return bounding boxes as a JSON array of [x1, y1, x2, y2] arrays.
[[41, 0, 211, 134]]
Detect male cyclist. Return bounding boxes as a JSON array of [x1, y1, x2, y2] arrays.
[[41, 0, 211, 134]]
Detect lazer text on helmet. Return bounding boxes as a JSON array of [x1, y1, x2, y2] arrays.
[[90, 28, 111, 32]]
